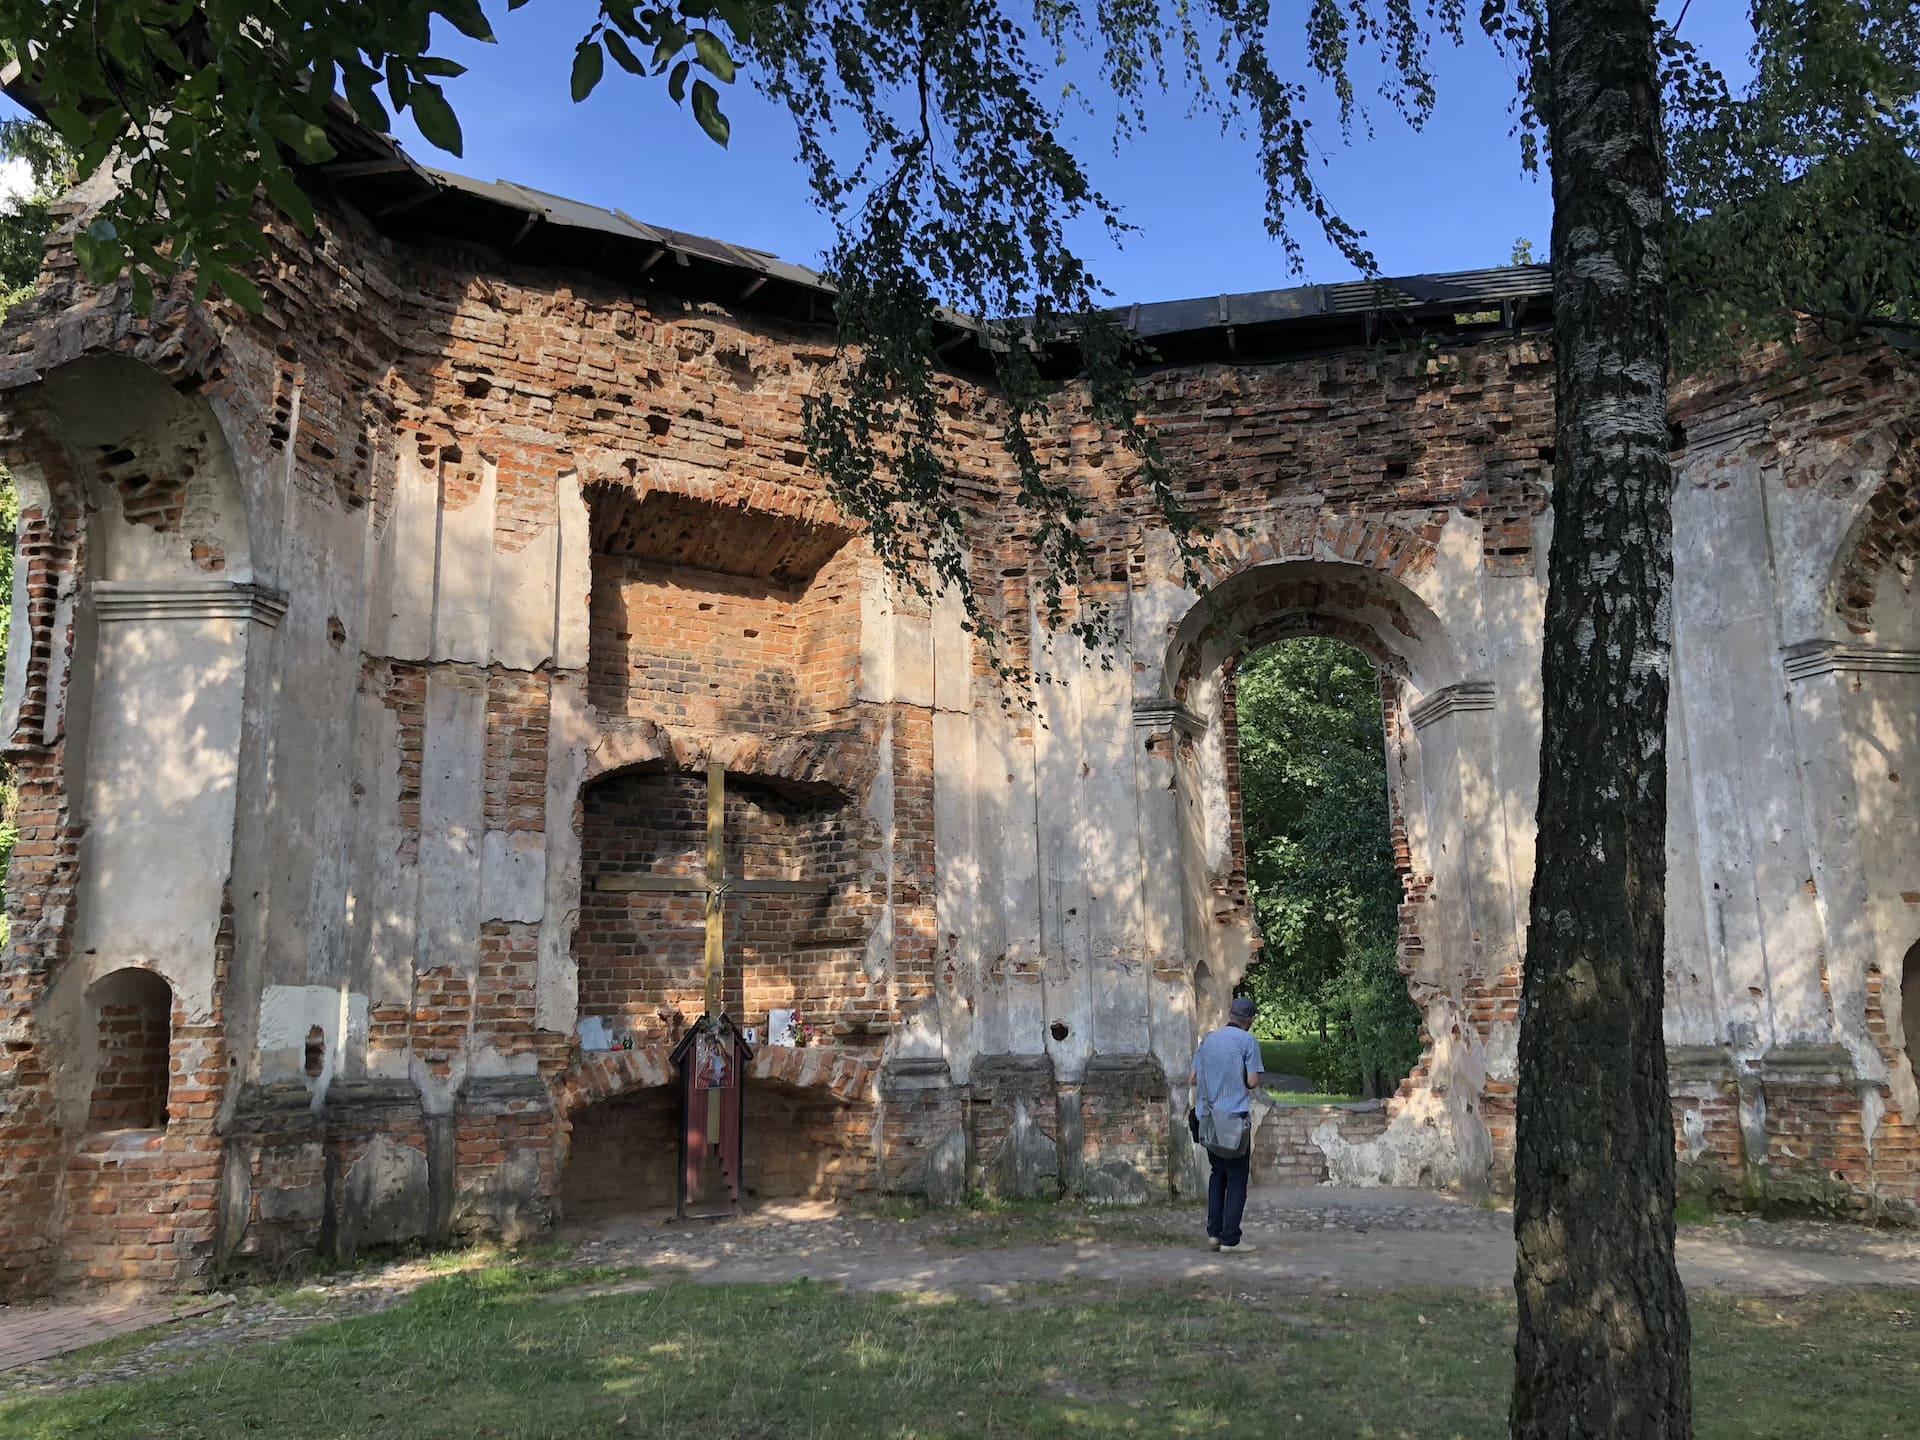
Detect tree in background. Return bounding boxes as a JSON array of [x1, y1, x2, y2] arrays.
[[1236, 638, 1419, 1098], [0, 117, 74, 298], [4, 4, 1918, 1434], [0, 118, 75, 939]]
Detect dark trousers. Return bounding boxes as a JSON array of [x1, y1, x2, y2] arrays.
[[1206, 1147, 1251, 1247]]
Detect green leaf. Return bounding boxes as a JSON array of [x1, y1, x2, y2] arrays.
[[140, 25, 190, 72], [604, 30, 646, 76], [711, 0, 753, 38], [411, 57, 468, 79], [409, 83, 464, 155], [668, 59, 691, 104], [265, 169, 318, 235], [435, 0, 497, 42], [691, 79, 730, 147], [205, 262, 264, 313], [607, 4, 651, 42], [344, 74, 393, 133], [692, 30, 736, 83], [386, 55, 412, 110], [571, 40, 605, 102], [266, 112, 335, 164], [653, 23, 689, 70]]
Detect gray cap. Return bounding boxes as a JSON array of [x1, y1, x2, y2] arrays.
[[1229, 996, 1257, 1020]]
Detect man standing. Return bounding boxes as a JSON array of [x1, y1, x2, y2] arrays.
[[1190, 995, 1265, 1252]]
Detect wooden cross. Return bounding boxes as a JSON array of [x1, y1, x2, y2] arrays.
[[591, 761, 831, 1020]]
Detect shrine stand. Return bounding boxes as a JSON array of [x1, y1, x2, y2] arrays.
[[671, 1013, 752, 1219]]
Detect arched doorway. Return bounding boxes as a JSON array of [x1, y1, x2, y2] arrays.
[[1156, 546, 1519, 1190], [1232, 636, 1420, 1102]]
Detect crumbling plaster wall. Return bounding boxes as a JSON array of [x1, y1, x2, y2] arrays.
[[1659, 345, 1920, 1211], [927, 343, 1560, 1193], [4, 174, 1920, 1294]]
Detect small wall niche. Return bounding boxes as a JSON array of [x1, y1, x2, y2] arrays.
[[86, 968, 172, 1132]]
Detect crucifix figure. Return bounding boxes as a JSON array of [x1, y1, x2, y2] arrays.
[[595, 761, 830, 1216]]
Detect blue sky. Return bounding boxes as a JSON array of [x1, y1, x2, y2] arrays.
[[382, 1, 1756, 304], [6, 3, 1758, 305]]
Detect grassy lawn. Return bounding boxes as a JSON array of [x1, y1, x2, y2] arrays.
[[1257, 1036, 1322, 1077], [1264, 1090, 1367, 1105], [1257, 1036, 1362, 1103], [4, 1261, 1915, 1439]]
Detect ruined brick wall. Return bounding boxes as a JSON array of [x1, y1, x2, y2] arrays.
[[1253, 1103, 1389, 1187], [745, 1086, 872, 1200], [1045, 346, 1554, 592], [560, 1090, 679, 1215], [5, 172, 1920, 1300], [1076, 1060, 1172, 1203]]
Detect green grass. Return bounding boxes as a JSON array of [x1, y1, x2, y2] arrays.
[[1257, 1036, 1363, 1103], [4, 1262, 1916, 1439], [1263, 1089, 1367, 1106], [1257, 1036, 1322, 1077], [1674, 1194, 1716, 1227]]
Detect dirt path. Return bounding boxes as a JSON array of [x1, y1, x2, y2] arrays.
[[566, 1187, 1920, 1297]]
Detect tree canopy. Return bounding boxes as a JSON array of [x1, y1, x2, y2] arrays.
[[2, 5, 1914, 652]]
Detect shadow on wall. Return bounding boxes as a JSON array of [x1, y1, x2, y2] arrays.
[[573, 762, 872, 1044], [558, 1077, 866, 1218]]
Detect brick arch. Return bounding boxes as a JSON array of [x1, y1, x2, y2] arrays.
[[582, 719, 873, 802], [1163, 549, 1464, 705], [1167, 540, 1461, 1112], [1226, 611, 1412, 682], [12, 354, 256, 583], [556, 1042, 875, 1119], [1198, 510, 1445, 591], [1828, 438, 1920, 639]]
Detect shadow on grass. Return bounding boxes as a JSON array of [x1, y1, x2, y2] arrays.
[[4, 1258, 1918, 1440]]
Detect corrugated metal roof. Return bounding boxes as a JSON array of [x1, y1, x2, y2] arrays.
[[408, 162, 1551, 346], [419, 165, 832, 293]]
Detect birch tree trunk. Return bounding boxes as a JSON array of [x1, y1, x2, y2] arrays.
[[1511, 1, 1692, 1435]]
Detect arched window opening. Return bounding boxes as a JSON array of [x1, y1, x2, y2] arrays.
[[1233, 637, 1420, 1102], [87, 968, 172, 1132], [1903, 942, 1920, 1079]]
